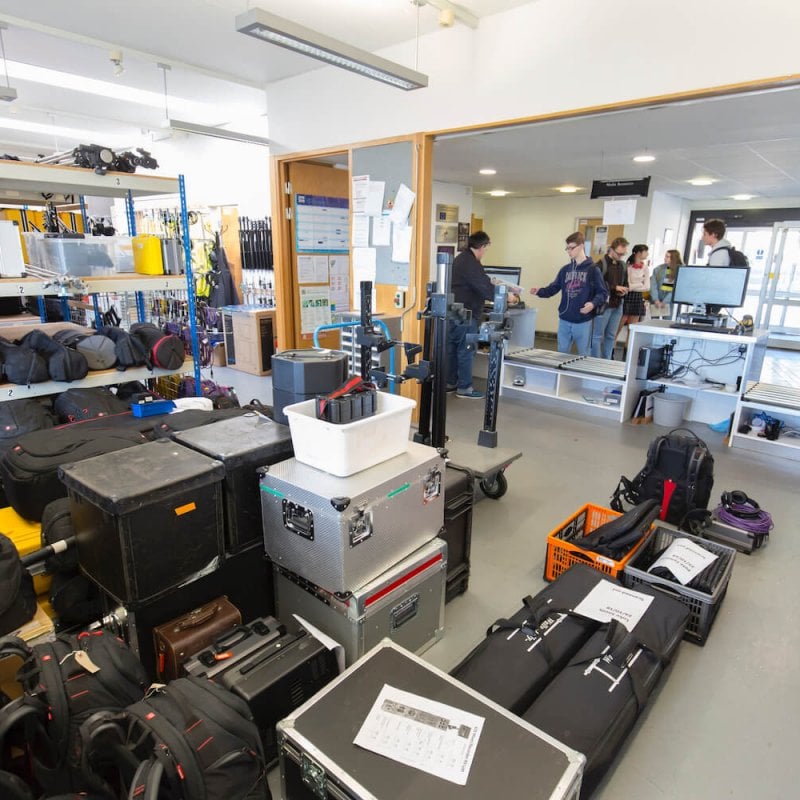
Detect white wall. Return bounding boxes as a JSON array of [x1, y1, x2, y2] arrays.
[[646, 191, 687, 265], [265, 0, 800, 153]]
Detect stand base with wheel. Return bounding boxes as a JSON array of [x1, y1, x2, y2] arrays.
[[444, 438, 521, 499]]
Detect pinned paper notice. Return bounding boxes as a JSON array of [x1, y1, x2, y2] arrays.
[[389, 183, 415, 223], [603, 198, 637, 225], [573, 581, 654, 631], [648, 538, 718, 585], [354, 684, 484, 785]]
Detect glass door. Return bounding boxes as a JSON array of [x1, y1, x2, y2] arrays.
[[756, 221, 800, 334]]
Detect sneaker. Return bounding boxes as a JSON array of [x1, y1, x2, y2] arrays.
[[456, 387, 485, 399], [446, 384, 457, 393]]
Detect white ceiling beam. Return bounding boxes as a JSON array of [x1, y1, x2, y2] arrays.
[[0, 13, 265, 91]]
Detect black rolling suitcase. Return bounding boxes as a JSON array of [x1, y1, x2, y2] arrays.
[[522, 580, 690, 799], [440, 463, 473, 601], [183, 616, 339, 766], [450, 564, 604, 714]]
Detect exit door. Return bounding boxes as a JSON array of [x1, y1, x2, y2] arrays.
[[756, 221, 800, 334]]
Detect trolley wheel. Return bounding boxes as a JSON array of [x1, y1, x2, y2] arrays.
[[479, 470, 508, 499]]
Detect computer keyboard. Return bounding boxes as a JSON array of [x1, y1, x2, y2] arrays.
[[669, 323, 739, 335]]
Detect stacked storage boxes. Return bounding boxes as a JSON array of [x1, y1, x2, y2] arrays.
[[263, 389, 448, 666]]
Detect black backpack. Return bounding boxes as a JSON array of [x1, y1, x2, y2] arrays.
[[0, 337, 49, 386], [715, 245, 749, 267], [0, 533, 37, 636], [0, 398, 56, 453], [0, 630, 148, 796], [53, 387, 130, 424], [611, 428, 714, 526], [84, 676, 270, 800], [18, 330, 89, 383], [52, 329, 117, 371]]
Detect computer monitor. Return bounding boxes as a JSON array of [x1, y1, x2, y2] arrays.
[[483, 266, 523, 287], [671, 265, 750, 310]]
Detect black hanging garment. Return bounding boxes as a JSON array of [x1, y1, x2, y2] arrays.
[[208, 239, 241, 309]]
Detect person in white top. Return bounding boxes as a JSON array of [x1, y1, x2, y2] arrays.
[[702, 218, 733, 265], [619, 244, 650, 337]]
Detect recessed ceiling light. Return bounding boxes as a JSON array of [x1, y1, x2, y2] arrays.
[[556, 185, 580, 193], [488, 190, 509, 197], [731, 194, 754, 201], [479, 168, 497, 175], [633, 154, 656, 163], [689, 178, 715, 186]]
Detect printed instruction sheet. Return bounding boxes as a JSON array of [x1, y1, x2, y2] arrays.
[[574, 580, 654, 631], [354, 684, 484, 785], [649, 538, 718, 584]]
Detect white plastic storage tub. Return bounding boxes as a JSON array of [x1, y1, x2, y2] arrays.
[[284, 391, 415, 477]]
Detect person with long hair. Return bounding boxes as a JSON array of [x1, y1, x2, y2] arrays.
[[650, 249, 682, 319], [619, 244, 650, 336]]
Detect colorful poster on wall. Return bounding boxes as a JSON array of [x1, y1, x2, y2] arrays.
[[436, 203, 459, 223], [295, 194, 349, 253], [457, 222, 470, 250], [299, 286, 332, 335], [329, 254, 350, 312]]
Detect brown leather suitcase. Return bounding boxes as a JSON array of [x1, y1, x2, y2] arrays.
[[152, 595, 241, 681]]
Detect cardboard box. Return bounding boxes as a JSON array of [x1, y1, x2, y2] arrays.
[[221, 306, 275, 376]]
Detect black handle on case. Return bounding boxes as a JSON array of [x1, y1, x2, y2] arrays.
[[213, 625, 252, 651]]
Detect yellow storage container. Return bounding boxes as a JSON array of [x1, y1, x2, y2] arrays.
[[0, 505, 52, 597], [133, 234, 164, 275]]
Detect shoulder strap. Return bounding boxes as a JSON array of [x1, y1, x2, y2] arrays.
[[36, 641, 71, 764]]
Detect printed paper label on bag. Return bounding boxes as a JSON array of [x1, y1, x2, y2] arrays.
[[354, 684, 484, 785], [648, 538, 718, 585], [573, 581, 654, 631]]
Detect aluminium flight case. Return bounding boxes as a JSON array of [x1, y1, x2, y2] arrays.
[[183, 616, 339, 767], [260, 441, 444, 593], [172, 413, 293, 554], [441, 463, 473, 602], [275, 537, 446, 666], [277, 640, 584, 800], [59, 439, 225, 607]]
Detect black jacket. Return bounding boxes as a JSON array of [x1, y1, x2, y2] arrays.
[[451, 248, 494, 321], [596, 253, 628, 309]]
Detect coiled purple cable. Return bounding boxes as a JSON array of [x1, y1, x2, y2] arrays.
[[715, 502, 774, 534]]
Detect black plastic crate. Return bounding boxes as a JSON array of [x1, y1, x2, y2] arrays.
[[440, 463, 473, 603], [60, 439, 225, 607]]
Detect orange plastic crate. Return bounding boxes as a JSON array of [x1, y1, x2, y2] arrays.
[[544, 503, 652, 582]]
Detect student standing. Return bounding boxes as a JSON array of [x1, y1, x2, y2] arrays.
[[619, 244, 650, 336], [530, 231, 608, 356], [591, 237, 629, 359], [650, 249, 681, 319]]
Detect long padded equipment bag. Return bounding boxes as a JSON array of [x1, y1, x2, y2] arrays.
[[611, 427, 714, 526], [0, 630, 148, 796], [54, 387, 130, 424], [578, 499, 660, 559], [0, 421, 147, 521], [130, 322, 185, 371], [101, 325, 149, 369], [52, 328, 117, 371], [18, 330, 89, 383], [0, 336, 49, 386], [523, 585, 690, 799], [83, 676, 270, 800], [450, 564, 605, 714]]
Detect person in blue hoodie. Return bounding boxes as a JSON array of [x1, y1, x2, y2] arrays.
[[530, 231, 608, 355]]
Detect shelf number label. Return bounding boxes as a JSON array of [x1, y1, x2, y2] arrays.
[[18, 285, 24, 294], [7, 388, 13, 397]]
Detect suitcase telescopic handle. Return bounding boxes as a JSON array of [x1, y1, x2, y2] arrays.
[[213, 625, 252, 651]]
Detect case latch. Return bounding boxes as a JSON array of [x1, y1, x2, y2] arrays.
[[348, 506, 373, 547], [423, 467, 442, 504], [282, 500, 315, 540]]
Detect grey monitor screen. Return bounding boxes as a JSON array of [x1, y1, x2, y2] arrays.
[[671, 265, 750, 308]]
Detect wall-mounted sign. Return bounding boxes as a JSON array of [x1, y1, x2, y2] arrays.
[[591, 177, 651, 199], [435, 203, 459, 223]]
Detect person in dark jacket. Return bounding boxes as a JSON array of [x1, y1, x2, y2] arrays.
[[447, 231, 494, 399], [591, 237, 629, 358], [530, 231, 608, 355]]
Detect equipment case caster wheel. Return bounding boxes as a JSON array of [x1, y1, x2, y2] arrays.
[[479, 470, 508, 499]]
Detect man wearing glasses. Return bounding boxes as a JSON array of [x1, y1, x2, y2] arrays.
[[530, 231, 608, 356], [590, 237, 630, 359]]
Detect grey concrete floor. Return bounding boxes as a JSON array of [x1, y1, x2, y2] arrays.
[[215, 363, 799, 800]]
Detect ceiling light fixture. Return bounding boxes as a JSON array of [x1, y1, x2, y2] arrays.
[[235, 8, 428, 91], [0, 24, 18, 102], [557, 185, 580, 193], [479, 168, 496, 175], [689, 178, 715, 186], [0, 116, 128, 146], [488, 190, 509, 197], [168, 119, 270, 146], [633, 153, 656, 163], [731, 194, 754, 201]]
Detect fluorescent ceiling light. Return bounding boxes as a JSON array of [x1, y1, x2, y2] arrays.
[[5, 60, 203, 116], [633, 154, 656, 163], [689, 178, 715, 186], [731, 193, 754, 200], [488, 190, 509, 197], [479, 168, 496, 175], [168, 119, 269, 146], [557, 185, 580, 193], [235, 8, 428, 91], [0, 116, 128, 146]]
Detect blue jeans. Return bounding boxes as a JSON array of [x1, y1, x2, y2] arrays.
[[447, 317, 478, 390], [591, 304, 624, 358], [557, 318, 592, 356]]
